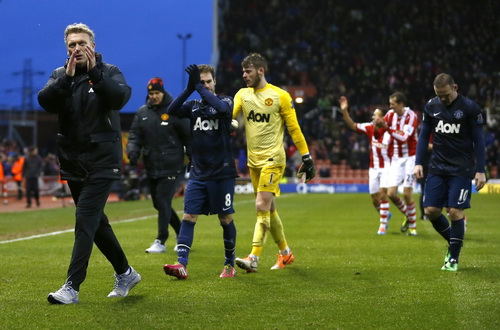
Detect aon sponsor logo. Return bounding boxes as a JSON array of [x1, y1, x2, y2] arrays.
[[247, 110, 270, 123], [435, 120, 460, 134], [194, 117, 219, 131]]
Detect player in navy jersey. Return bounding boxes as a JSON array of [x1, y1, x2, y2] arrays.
[[163, 64, 238, 278], [415, 73, 486, 271]]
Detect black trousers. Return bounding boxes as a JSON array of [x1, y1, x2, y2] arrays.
[[148, 176, 181, 244], [15, 180, 23, 199], [66, 178, 128, 291], [25, 177, 40, 206]]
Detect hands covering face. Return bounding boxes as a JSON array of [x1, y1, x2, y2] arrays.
[[66, 45, 96, 77]]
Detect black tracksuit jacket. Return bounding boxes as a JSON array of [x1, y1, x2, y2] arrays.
[[38, 53, 131, 181], [126, 94, 190, 179]]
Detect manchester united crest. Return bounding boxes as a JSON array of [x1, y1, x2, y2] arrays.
[[161, 114, 169, 121], [454, 110, 464, 119], [265, 98, 273, 106]]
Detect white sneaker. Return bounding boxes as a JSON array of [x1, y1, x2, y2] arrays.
[[235, 255, 259, 273], [48, 282, 79, 304], [145, 239, 166, 253], [107, 266, 141, 298]]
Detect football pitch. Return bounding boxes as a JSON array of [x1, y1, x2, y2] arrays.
[[1, 193, 499, 329]]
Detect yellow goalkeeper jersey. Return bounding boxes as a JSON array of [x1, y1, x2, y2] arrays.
[[233, 83, 309, 168]]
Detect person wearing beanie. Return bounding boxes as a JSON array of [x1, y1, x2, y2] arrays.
[[127, 77, 190, 253]]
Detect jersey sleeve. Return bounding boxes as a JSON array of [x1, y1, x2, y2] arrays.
[[471, 103, 486, 172], [388, 111, 418, 142], [232, 89, 243, 119], [356, 122, 372, 136], [280, 91, 309, 155]]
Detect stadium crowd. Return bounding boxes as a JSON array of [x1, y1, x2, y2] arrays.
[[217, 0, 499, 178], [1, 1, 499, 183]]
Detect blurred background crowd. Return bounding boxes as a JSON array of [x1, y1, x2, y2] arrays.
[[217, 0, 499, 179], [1, 0, 499, 193]]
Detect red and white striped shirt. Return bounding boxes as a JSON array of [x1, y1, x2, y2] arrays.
[[384, 107, 418, 158], [356, 123, 392, 169]]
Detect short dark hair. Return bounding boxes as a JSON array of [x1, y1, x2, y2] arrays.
[[389, 91, 406, 104], [242, 53, 268, 72], [434, 73, 455, 88]]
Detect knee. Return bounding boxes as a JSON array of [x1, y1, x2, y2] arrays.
[[218, 214, 233, 225], [424, 207, 441, 220], [255, 199, 268, 212], [256, 215, 270, 229], [182, 214, 197, 223], [447, 208, 464, 221], [387, 192, 397, 200]]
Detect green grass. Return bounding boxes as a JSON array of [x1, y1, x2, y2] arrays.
[[1, 194, 499, 329]]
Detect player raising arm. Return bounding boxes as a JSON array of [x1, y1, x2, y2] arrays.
[[340, 96, 393, 235], [163, 64, 238, 279]]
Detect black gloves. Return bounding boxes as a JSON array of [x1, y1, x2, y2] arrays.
[[297, 154, 316, 183], [186, 64, 200, 91], [128, 152, 138, 166]]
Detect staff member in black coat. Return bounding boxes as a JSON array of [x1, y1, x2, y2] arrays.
[[22, 146, 44, 208], [38, 23, 140, 305], [127, 77, 190, 253]]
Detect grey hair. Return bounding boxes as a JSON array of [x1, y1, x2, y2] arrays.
[[64, 23, 95, 45]]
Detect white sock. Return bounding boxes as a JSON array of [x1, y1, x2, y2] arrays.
[[280, 247, 291, 255], [122, 266, 132, 276]]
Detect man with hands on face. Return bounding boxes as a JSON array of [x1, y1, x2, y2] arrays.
[[38, 23, 140, 304]]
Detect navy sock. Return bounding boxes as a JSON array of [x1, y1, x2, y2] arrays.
[[430, 214, 451, 243], [221, 220, 236, 266], [449, 219, 465, 262], [177, 220, 196, 266]]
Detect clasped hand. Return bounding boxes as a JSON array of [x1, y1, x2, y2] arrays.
[[185, 64, 200, 91], [66, 45, 96, 77]]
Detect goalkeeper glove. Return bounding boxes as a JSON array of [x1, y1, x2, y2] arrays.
[[297, 154, 316, 183], [128, 152, 138, 166], [185, 64, 200, 91]]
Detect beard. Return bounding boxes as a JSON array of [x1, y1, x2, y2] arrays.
[[248, 76, 261, 88]]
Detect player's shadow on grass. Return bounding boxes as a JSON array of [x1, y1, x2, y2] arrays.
[[114, 295, 145, 305]]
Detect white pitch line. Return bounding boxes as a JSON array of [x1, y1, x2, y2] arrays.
[[0, 215, 155, 244], [0, 196, 274, 245]]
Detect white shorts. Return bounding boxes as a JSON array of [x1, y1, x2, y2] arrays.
[[368, 167, 384, 194], [386, 155, 416, 188]]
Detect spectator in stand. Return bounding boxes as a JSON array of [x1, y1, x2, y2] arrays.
[[23, 146, 44, 208]]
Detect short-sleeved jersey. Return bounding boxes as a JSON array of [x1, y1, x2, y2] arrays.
[[422, 94, 483, 177], [233, 83, 309, 168], [384, 107, 418, 158], [356, 123, 392, 169], [175, 96, 237, 180]]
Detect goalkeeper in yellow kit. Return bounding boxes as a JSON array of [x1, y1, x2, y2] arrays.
[[233, 53, 316, 272]]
